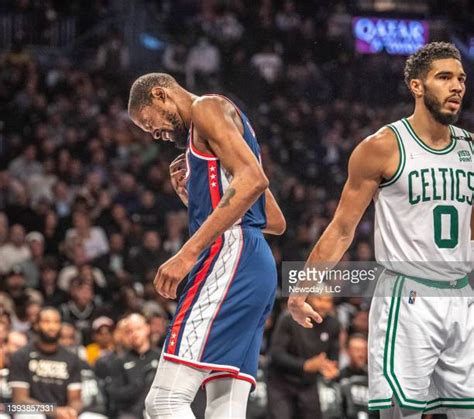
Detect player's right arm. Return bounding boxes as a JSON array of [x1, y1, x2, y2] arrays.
[[288, 127, 398, 328]]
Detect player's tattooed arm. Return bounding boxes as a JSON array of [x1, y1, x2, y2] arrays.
[[218, 187, 236, 208], [180, 96, 269, 258]]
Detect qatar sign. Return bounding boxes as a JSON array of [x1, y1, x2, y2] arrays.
[[353, 17, 429, 55]]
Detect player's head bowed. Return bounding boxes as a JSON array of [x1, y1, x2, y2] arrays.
[[128, 72, 189, 149]]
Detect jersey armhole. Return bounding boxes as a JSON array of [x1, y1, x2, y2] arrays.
[[379, 124, 406, 188]]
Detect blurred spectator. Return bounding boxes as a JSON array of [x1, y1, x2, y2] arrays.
[[66, 210, 109, 261], [107, 313, 159, 419], [94, 317, 131, 418], [94, 232, 131, 289], [129, 230, 170, 283], [9, 307, 83, 418], [266, 296, 340, 419], [18, 231, 45, 288], [96, 31, 130, 73], [59, 277, 111, 345], [85, 316, 114, 366], [58, 244, 107, 292], [8, 144, 42, 183], [0, 212, 8, 245], [60, 322, 87, 361], [2, 267, 43, 333], [38, 258, 69, 307], [0, 331, 28, 406], [146, 311, 168, 350], [0, 224, 31, 274], [339, 334, 374, 419], [185, 37, 221, 89]]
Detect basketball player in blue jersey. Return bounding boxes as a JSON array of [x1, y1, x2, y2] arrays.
[[127, 73, 285, 419]]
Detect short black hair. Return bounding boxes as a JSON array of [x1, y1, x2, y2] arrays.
[[128, 73, 177, 115], [37, 306, 61, 322], [404, 42, 461, 89]]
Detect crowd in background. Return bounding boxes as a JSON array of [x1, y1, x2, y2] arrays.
[[0, 0, 473, 418]]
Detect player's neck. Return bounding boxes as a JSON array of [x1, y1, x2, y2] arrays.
[[409, 108, 451, 145], [172, 88, 198, 129]]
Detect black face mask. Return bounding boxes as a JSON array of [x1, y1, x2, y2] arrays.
[[423, 85, 461, 126]]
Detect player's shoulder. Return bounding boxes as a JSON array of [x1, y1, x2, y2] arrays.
[[191, 95, 229, 116], [354, 125, 398, 158]]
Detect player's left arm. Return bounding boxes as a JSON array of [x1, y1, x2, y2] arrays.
[[262, 188, 286, 235], [154, 96, 269, 298]]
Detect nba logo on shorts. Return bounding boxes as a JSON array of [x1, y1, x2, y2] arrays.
[[408, 290, 416, 305]]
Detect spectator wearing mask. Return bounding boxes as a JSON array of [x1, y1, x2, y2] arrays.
[[107, 313, 159, 419], [9, 307, 82, 418], [267, 295, 340, 419]]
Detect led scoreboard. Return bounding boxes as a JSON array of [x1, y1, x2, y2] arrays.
[[353, 16, 429, 55]]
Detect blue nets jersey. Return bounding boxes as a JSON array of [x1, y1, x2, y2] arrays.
[[185, 95, 267, 236]]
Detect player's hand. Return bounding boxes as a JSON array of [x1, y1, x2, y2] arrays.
[[153, 250, 197, 299], [288, 295, 323, 328], [170, 153, 188, 206], [54, 406, 78, 419]]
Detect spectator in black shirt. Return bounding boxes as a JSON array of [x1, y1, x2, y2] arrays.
[[339, 334, 376, 419], [9, 306, 82, 418], [59, 277, 110, 345], [267, 295, 340, 419], [107, 313, 159, 419]]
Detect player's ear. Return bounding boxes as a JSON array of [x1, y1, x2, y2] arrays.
[[151, 87, 166, 103], [410, 78, 424, 97]]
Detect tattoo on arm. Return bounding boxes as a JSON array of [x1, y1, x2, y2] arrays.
[[218, 187, 236, 208]]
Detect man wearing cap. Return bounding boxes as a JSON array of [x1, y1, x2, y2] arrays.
[[85, 317, 114, 366]]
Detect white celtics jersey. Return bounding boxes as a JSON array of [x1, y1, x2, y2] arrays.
[[374, 118, 473, 281]]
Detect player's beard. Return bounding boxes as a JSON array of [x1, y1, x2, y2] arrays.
[[423, 84, 461, 126], [161, 110, 188, 149], [38, 329, 60, 344]]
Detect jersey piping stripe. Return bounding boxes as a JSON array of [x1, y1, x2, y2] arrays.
[[188, 122, 218, 160], [199, 227, 244, 361], [380, 125, 406, 188], [166, 236, 224, 355], [402, 118, 457, 155], [163, 353, 239, 374], [202, 372, 257, 388], [383, 276, 427, 410], [383, 276, 474, 410]]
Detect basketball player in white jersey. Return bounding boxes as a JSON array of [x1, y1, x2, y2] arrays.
[[288, 42, 474, 419]]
